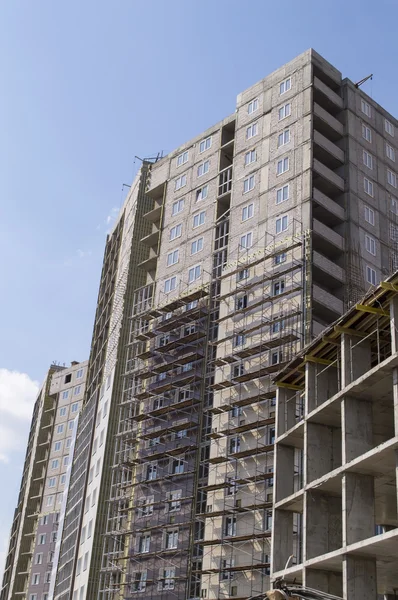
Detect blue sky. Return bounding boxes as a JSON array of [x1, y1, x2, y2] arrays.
[[1, 0, 397, 575]]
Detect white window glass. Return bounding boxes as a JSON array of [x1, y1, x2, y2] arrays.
[[74, 385, 81, 396], [59, 407, 66, 417], [387, 169, 397, 188], [386, 144, 396, 162], [365, 234, 376, 255], [76, 368, 84, 379], [46, 495, 54, 506], [196, 185, 208, 201], [363, 150, 373, 169], [248, 98, 259, 114], [172, 198, 185, 215], [167, 249, 179, 266], [364, 178, 374, 197], [51, 459, 59, 469], [246, 123, 258, 139], [66, 437, 72, 448], [71, 402, 78, 413], [364, 206, 375, 225], [57, 424, 64, 434], [165, 530, 178, 549], [276, 184, 289, 204], [164, 277, 177, 293], [278, 103, 291, 120], [276, 215, 288, 234], [277, 157, 289, 175], [49, 477, 56, 488], [278, 129, 290, 147], [175, 174, 187, 190], [273, 280, 285, 296], [191, 237, 204, 255], [385, 119, 394, 136], [243, 174, 255, 193], [239, 232, 253, 249], [63, 456, 69, 466], [32, 574, 40, 585], [244, 149, 256, 165], [366, 265, 376, 285], [362, 125, 372, 142], [138, 535, 151, 553], [199, 137, 212, 152], [62, 391, 69, 400], [242, 203, 254, 221], [225, 517, 237, 536], [279, 78, 291, 95], [170, 223, 182, 240], [188, 265, 201, 283], [361, 99, 371, 117], [68, 420, 74, 430], [54, 441, 61, 451], [274, 252, 287, 264], [193, 211, 206, 228], [197, 160, 210, 177], [61, 474, 66, 485], [177, 150, 188, 167]]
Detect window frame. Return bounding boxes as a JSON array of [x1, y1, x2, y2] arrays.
[[188, 264, 202, 284], [364, 177, 374, 197], [279, 77, 291, 95], [172, 198, 185, 216], [247, 98, 259, 114], [191, 237, 204, 255], [164, 276, 177, 294], [243, 174, 255, 193], [246, 122, 258, 140], [361, 99, 371, 117], [385, 119, 395, 137], [192, 210, 206, 228], [363, 150, 373, 169], [277, 129, 290, 147], [244, 149, 257, 166], [199, 136, 212, 153], [278, 103, 291, 121], [366, 265, 377, 286], [365, 234, 376, 256], [242, 203, 254, 222], [167, 249, 179, 267], [176, 150, 189, 167], [275, 215, 288, 234], [362, 124, 372, 143], [197, 160, 210, 178], [276, 156, 289, 175], [364, 205, 375, 226]]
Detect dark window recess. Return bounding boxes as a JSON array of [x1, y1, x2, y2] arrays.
[[64, 374, 71, 384]]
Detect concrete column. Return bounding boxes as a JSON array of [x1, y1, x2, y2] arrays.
[[276, 387, 295, 436], [342, 473, 375, 545], [342, 396, 373, 463], [393, 368, 398, 437], [306, 363, 338, 414], [274, 444, 295, 503], [390, 296, 398, 353], [304, 491, 341, 560], [306, 423, 341, 483], [341, 334, 371, 388], [304, 569, 342, 597], [343, 555, 377, 600], [271, 509, 293, 573], [305, 363, 316, 414]]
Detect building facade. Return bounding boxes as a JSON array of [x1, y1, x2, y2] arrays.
[[272, 272, 398, 600], [1, 361, 88, 600]]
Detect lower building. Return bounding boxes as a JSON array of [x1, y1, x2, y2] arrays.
[[272, 273, 398, 599]]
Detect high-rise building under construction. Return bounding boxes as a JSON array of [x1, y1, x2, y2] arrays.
[[2, 49, 398, 600]]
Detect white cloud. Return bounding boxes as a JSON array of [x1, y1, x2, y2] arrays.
[[0, 370, 40, 462]]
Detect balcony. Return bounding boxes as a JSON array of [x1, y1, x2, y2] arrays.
[[313, 218, 344, 258], [313, 130, 344, 168], [218, 166, 232, 197], [313, 188, 345, 226], [141, 229, 160, 248], [313, 284, 344, 323], [313, 251, 345, 288], [138, 250, 158, 272], [143, 204, 162, 224], [313, 103, 344, 141], [313, 76, 343, 114], [313, 158, 344, 196]]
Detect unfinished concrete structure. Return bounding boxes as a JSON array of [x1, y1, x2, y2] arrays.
[[0, 361, 88, 600], [272, 272, 398, 599]]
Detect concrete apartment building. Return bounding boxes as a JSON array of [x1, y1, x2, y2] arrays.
[[1, 361, 88, 600], [3, 48, 398, 600], [272, 272, 398, 600]]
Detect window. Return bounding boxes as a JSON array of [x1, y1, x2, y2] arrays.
[[164, 276, 177, 293], [69, 420, 74, 430], [365, 234, 376, 256], [390, 223, 398, 242], [62, 391, 69, 400], [248, 98, 259, 114], [61, 474, 66, 485], [242, 203, 254, 221], [221, 559, 235, 581], [170, 223, 182, 240], [272, 319, 285, 334], [74, 385, 81, 396], [172, 198, 185, 216], [95, 458, 101, 476], [387, 169, 397, 188], [275, 252, 287, 264], [385, 119, 395, 137], [63, 456, 69, 468], [159, 567, 175, 590], [363, 150, 373, 169], [362, 124, 372, 142], [83, 551, 89, 572], [236, 294, 248, 310], [100, 429, 105, 445], [41, 515, 48, 525], [229, 436, 241, 453], [200, 136, 212, 153], [35, 553, 43, 565], [46, 495, 54, 506], [271, 350, 283, 365], [244, 149, 256, 165], [147, 463, 157, 480], [54, 441, 61, 451], [276, 215, 288, 234], [39, 534, 46, 545], [237, 268, 249, 281], [366, 265, 377, 286], [280, 78, 291, 95], [361, 99, 371, 117], [225, 516, 237, 536], [59, 407, 67, 417], [66, 437, 72, 448], [234, 334, 246, 347], [276, 184, 289, 204], [57, 424, 64, 434], [51, 459, 59, 469], [364, 178, 374, 197], [239, 232, 253, 249], [177, 150, 188, 166], [175, 174, 187, 190], [29, 595, 37, 600], [138, 535, 151, 553], [273, 280, 285, 296], [172, 459, 184, 474], [196, 185, 208, 201], [278, 103, 291, 120], [168, 491, 182, 512], [278, 129, 290, 147], [167, 249, 179, 266], [197, 160, 210, 177], [165, 530, 178, 549], [76, 368, 84, 379], [246, 122, 258, 139], [131, 571, 147, 592], [193, 211, 206, 228], [191, 237, 204, 255], [32, 574, 40, 585], [188, 265, 201, 283], [49, 477, 56, 488], [277, 157, 289, 175], [71, 402, 78, 413], [364, 205, 375, 225], [243, 174, 255, 193]]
